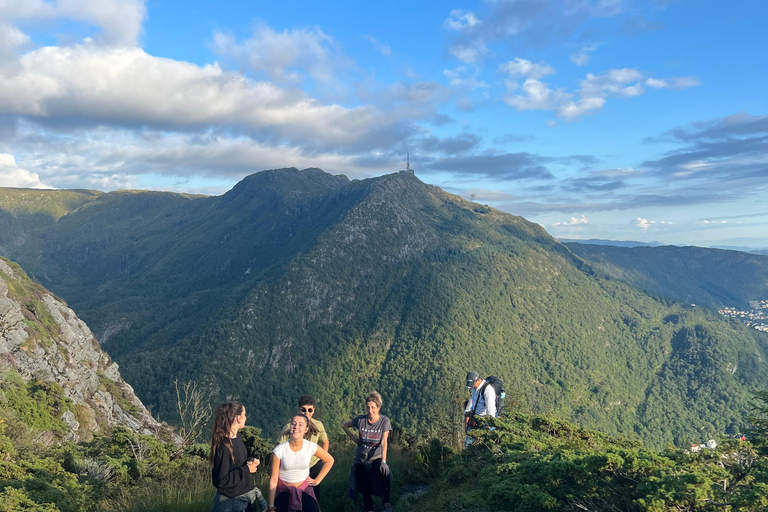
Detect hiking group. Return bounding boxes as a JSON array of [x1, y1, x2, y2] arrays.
[[209, 392, 393, 512], [208, 372, 502, 512]]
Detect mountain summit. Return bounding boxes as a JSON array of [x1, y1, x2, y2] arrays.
[[1, 168, 766, 447]]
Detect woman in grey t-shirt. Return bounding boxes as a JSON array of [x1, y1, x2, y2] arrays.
[[342, 391, 393, 512]]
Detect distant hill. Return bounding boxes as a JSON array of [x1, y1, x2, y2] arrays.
[[1, 169, 768, 448], [565, 242, 768, 309], [558, 238, 664, 248]]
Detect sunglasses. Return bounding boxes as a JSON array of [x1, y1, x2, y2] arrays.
[[300, 407, 314, 413]]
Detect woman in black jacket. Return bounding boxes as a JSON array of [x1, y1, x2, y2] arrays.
[[210, 402, 267, 512]]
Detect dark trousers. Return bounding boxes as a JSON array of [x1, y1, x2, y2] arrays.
[[355, 460, 390, 511], [309, 461, 324, 500], [275, 491, 320, 512]]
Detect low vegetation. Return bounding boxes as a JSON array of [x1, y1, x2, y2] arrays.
[[4, 363, 768, 511]]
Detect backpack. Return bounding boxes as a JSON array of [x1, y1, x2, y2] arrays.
[[473, 376, 504, 417]]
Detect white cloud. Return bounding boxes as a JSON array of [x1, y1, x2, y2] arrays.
[[569, 44, 601, 66], [553, 214, 589, 226], [363, 35, 392, 57], [0, 0, 146, 46], [448, 40, 488, 64], [0, 22, 31, 49], [0, 153, 53, 188], [504, 67, 691, 121], [443, 9, 480, 31], [211, 25, 352, 89], [670, 76, 701, 89], [443, 66, 488, 91], [635, 217, 672, 231], [645, 77, 668, 88], [500, 57, 555, 80], [699, 219, 728, 225], [0, 45, 403, 151], [645, 76, 700, 90], [504, 79, 572, 111]]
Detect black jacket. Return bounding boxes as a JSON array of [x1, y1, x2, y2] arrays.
[[212, 433, 255, 498]]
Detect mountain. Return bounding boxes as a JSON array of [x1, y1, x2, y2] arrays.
[[0, 256, 158, 441], [565, 242, 768, 309], [1, 169, 768, 448], [558, 238, 664, 248]]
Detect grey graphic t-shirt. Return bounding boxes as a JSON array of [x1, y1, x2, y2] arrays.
[[352, 414, 392, 464]]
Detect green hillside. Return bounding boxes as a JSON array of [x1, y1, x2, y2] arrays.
[[1, 170, 768, 448], [566, 243, 768, 309]]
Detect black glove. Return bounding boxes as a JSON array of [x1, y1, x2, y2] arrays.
[[379, 461, 390, 476]]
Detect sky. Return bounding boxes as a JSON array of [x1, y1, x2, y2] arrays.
[[0, 0, 766, 248]]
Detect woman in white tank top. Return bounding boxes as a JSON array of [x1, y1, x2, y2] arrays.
[[267, 413, 334, 512]]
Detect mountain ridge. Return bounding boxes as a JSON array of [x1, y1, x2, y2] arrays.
[[1, 168, 767, 448]]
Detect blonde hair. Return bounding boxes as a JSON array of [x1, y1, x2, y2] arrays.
[[365, 391, 383, 409]]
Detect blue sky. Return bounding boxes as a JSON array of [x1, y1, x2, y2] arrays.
[[0, 0, 766, 248]]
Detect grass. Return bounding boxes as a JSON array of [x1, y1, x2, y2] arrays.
[[99, 458, 215, 512]]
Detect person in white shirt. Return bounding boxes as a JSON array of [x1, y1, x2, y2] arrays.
[[464, 371, 497, 430], [267, 414, 334, 512]]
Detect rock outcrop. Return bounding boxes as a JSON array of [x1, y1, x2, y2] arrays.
[[0, 257, 158, 440]]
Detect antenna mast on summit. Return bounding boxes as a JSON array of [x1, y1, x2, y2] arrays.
[[406, 152, 410, 171]]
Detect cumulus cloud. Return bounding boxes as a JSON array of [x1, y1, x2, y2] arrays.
[[0, 45, 428, 153], [211, 25, 354, 90], [635, 217, 671, 231], [504, 66, 695, 120], [444, 9, 480, 31], [0, 153, 53, 188], [444, 0, 625, 65], [553, 215, 589, 226], [448, 39, 488, 64], [0, 0, 146, 46], [500, 57, 555, 80], [570, 44, 601, 66], [645, 76, 700, 90]]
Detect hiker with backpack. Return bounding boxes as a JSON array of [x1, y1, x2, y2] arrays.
[[464, 371, 502, 431]]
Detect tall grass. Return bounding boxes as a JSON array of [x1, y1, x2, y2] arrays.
[[98, 459, 214, 512]]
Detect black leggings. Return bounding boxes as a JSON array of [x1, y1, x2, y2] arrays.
[[355, 460, 390, 511], [274, 491, 320, 512], [310, 461, 324, 500]]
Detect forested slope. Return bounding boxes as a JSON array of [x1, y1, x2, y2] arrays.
[[1, 169, 767, 448], [566, 243, 768, 309]]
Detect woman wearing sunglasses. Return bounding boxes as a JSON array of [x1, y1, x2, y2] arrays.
[[277, 395, 330, 497]]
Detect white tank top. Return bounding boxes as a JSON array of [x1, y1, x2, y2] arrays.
[[273, 439, 318, 482]]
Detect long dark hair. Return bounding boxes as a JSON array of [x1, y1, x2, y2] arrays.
[[210, 402, 244, 463]]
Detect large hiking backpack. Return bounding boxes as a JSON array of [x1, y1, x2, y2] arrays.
[[473, 376, 504, 417]]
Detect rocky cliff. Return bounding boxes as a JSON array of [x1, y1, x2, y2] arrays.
[[0, 256, 158, 440]]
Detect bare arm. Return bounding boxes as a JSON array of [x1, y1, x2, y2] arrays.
[[307, 446, 334, 486], [381, 430, 389, 462], [322, 439, 329, 452], [342, 419, 360, 444], [268, 453, 280, 508]]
